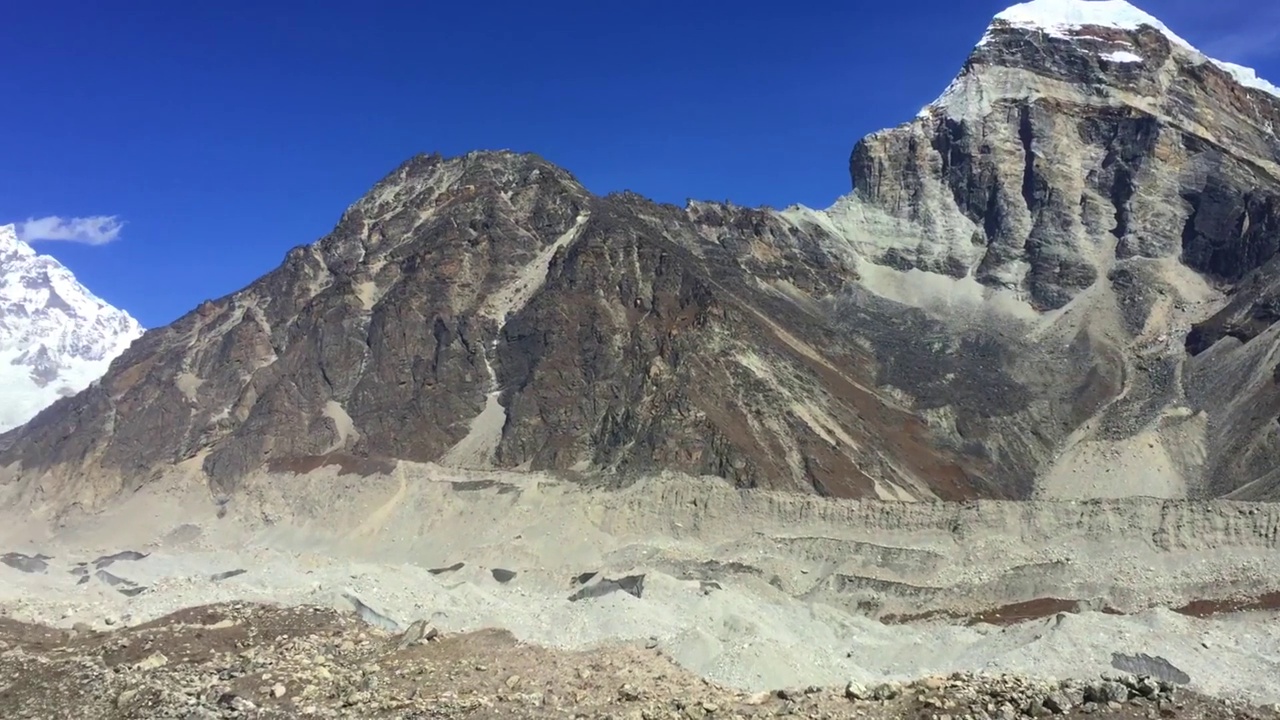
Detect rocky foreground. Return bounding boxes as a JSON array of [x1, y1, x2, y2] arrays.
[[0, 602, 1273, 720]]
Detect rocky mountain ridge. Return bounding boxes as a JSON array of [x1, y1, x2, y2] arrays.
[[0, 224, 143, 432], [3, 0, 1280, 509]]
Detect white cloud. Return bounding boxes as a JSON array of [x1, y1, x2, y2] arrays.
[[16, 215, 125, 245]]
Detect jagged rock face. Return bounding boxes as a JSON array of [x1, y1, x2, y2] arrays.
[[852, 16, 1280, 311], [0, 153, 994, 503], [832, 0, 1280, 501], [6, 0, 1280, 506], [0, 226, 144, 432]]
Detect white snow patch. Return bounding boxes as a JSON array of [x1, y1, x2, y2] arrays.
[[988, 0, 1194, 45], [1213, 60, 1280, 98], [1101, 50, 1143, 63]]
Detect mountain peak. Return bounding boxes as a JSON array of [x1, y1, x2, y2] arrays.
[[0, 224, 36, 259], [351, 149, 582, 215], [0, 229, 144, 432], [989, 0, 1179, 41], [918, 0, 1280, 121], [979, 0, 1279, 97]]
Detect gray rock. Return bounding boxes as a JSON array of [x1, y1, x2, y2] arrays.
[[1111, 653, 1190, 686], [872, 682, 902, 701], [427, 562, 464, 575], [341, 592, 399, 633], [94, 569, 135, 587], [1058, 684, 1086, 708], [1086, 682, 1130, 704], [216, 693, 256, 712], [1, 552, 48, 574], [568, 574, 646, 602], [92, 551, 148, 570], [394, 619, 438, 650], [1043, 692, 1072, 714]]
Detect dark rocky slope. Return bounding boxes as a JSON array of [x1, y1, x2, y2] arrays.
[[0, 152, 993, 504]]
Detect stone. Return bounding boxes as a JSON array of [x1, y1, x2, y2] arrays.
[[872, 682, 902, 701], [394, 619, 431, 650], [115, 689, 138, 709], [1136, 677, 1161, 698], [1060, 685, 1086, 708], [1087, 682, 1130, 705], [1043, 692, 1073, 714], [844, 681, 869, 701], [135, 652, 170, 671], [216, 694, 257, 713]]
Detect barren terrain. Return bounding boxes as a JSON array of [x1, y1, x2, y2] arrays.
[[3, 464, 1280, 718]]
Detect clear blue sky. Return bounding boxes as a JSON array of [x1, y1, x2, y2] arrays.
[[2, 0, 1276, 328]]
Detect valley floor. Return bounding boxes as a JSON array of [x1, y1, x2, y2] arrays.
[[1, 601, 1275, 720], [2, 464, 1280, 714]]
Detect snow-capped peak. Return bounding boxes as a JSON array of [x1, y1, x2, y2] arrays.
[[0, 224, 35, 259], [982, 0, 1280, 97], [0, 222, 144, 431], [991, 0, 1190, 45], [917, 0, 1280, 118]]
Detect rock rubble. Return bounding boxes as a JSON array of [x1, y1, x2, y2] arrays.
[[0, 602, 1273, 720]]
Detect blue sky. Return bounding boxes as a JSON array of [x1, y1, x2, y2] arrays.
[[2, 0, 1277, 328]]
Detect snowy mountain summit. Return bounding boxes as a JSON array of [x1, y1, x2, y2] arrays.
[[0, 224, 143, 432], [923, 0, 1280, 123], [986, 0, 1279, 95]]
